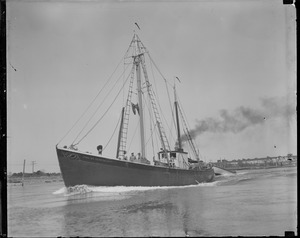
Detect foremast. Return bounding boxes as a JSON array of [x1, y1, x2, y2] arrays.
[[117, 33, 171, 161]]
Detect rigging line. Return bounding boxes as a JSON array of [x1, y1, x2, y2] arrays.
[[127, 121, 139, 153], [57, 53, 128, 145], [147, 54, 176, 142], [71, 63, 132, 145], [143, 57, 175, 145], [136, 35, 172, 87], [124, 35, 137, 61], [146, 87, 156, 157], [177, 97, 193, 130], [148, 54, 160, 105], [142, 86, 161, 154], [145, 122, 158, 147], [146, 53, 176, 129], [147, 56, 165, 153], [164, 78, 176, 139], [150, 86, 176, 145], [146, 51, 173, 87], [74, 65, 135, 146], [183, 126, 198, 159], [177, 95, 202, 157], [168, 102, 176, 145], [142, 92, 158, 148], [122, 59, 125, 105], [150, 118, 155, 158], [103, 108, 123, 151]]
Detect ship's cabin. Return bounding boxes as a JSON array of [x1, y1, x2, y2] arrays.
[[155, 150, 190, 169]]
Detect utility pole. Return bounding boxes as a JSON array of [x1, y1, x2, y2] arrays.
[[22, 159, 26, 187], [31, 161, 36, 173]]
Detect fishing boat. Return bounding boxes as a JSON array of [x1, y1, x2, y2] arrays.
[[56, 31, 215, 187]]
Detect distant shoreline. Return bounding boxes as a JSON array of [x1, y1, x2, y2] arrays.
[[220, 164, 297, 171], [8, 173, 62, 184], [8, 173, 61, 178]]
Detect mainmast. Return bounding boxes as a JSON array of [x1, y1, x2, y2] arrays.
[[134, 34, 146, 159], [117, 33, 171, 160]]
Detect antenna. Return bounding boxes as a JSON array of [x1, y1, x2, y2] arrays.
[[135, 22, 141, 30]]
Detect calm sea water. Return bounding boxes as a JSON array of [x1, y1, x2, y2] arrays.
[[8, 167, 297, 237]]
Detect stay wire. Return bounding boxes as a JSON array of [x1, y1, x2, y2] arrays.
[[177, 96, 202, 158], [57, 53, 128, 145], [74, 65, 135, 146], [145, 53, 176, 145], [72, 62, 131, 145], [142, 92, 158, 152], [103, 108, 123, 151], [145, 91, 157, 157], [128, 121, 139, 154], [138, 36, 176, 144]]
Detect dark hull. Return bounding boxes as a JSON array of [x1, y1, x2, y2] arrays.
[[56, 147, 215, 187]]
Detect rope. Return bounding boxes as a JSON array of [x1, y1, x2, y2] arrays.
[[71, 63, 131, 145], [177, 97, 193, 132], [103, 108, 123, 151], [143, 93, 158, 148], [74, 65, 135, 145], [127, 121, 139, 153], [150, 86, 176, 146], [57, 53, 128, 145], [148, 55, 176, 144], [144, 53, 176, 147], [145, 90, 156, 157]]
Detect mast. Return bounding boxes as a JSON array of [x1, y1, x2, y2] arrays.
[[116, 107, 125, 158], [174, 84, 182, 151], [135, 55, 146, 159], [134, 34, 146, 159]]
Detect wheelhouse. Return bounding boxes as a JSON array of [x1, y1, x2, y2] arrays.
[[155, 150, 190, 169]]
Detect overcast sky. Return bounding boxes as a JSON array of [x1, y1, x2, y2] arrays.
[[7, 0, 296, 173]]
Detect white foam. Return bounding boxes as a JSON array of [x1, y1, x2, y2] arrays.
[[236, 171, 249, 175], [87, 181, 219, 193], [218, 173, 237, 177], [196, 180, 220, 186], [53, 187, 67, 194], [53, 181, 218, 196], [65, 185, 93, 196]]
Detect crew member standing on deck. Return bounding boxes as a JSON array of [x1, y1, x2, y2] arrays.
[[130, 152, 136, 162], [123, 151, 128, 161], [137, 153, 141, 162], [97, 145, 103, 155]]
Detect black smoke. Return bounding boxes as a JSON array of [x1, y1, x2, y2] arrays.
[[181, 96, 295, 141]]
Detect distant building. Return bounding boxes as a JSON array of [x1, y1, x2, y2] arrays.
[[212, 154, 297, 168]]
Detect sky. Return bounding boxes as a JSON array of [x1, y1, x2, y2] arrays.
[[7, 0, 297, 173]]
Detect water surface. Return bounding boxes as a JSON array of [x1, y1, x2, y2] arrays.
[[8, 167, 297, 237]]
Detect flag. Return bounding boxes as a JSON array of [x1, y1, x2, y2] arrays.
[[131, 103, 139, 115]]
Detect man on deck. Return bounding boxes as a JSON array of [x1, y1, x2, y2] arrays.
[[123, 151, 128, 161], [130, 152, 136, 162]]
